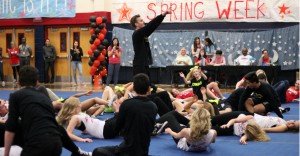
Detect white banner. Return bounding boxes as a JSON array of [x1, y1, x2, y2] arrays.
[[111, 0, 299, 23]]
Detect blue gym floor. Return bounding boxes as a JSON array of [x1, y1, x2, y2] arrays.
[[0, 90, 299, 156]]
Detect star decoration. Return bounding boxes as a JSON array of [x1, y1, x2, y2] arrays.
[[278, 47, 282, 51], [293, 60, 296, 62], [262, 40, 265, 43], [288, 61, 292, 65], [272, 42, 277, 46], [117, 3, 133, 22], [279, 4, 289, 15], [283, 61, 288, 65]]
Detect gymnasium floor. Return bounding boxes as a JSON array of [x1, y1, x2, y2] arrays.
[[0, 82, 299, 156]]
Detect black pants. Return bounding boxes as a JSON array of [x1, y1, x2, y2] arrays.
[[133, 65, 150, 80], [12, 66, 20, 80], [103, 114, 119, 139], [226, 87, 245, 111], [0, 62, 4, 81], [156, 111, 189, 144], [19, 57, 30, 68], [148, 91, 174, 116], [21, 135, 62, 156], [93, 146, 120, 156], [211, 111, 252, 136], [45, 61, 55, 82]]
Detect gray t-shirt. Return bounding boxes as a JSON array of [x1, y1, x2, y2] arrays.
[[43, 45, 57, 62], [19, 44, 32, 57]]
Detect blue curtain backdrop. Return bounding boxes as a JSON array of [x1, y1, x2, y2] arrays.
[[113, 25, 299, 70]]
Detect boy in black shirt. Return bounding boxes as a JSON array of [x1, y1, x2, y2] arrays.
[[93, 73, 158, 156], [130, 9, 171, 79], [238, 71, 283, 118], [4, 66, 62, 156]]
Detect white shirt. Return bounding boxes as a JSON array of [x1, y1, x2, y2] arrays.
[[78, 113, 105, 139], [174, 55, 193, 65], [235, 55, 255, 65]]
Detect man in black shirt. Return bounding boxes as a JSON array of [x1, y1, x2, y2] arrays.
[[238, 71, 283, 118], [130, 9, 171, 79], [93, 73, 158, 156], [4, 66, 62, 156]]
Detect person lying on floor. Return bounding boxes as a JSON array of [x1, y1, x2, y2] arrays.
[[179, 66, 225, 100], [164, 108, 216, 152], [56, 97, 119, 142], [211, 111, 299, 144]]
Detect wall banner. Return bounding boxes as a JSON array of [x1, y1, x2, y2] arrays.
[[112, 0, 299, 23], [0, 0, 76, 19]]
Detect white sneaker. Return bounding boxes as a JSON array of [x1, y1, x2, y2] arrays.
[[78, 148, 92, 156], [1, 81, 5, 87]]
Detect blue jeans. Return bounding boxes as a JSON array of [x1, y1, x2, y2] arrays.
[[106, 63, 120, 86], [71, 61, 83, 84], [273, 80, 289, 103]]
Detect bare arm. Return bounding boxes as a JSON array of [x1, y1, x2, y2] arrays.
[[4, 131, 15, 156], [179, 72, 191, 84], [239, 135, 248, 145], [236, 79, 245, 89], [66, 115, 93, 142], [221, 115, 254, 128], [200, 71, 207, 80], [264, 124, 288, 133], [165, 127, 189, 140], [71, 91, 93, 98], [184, 95, 198, 114]]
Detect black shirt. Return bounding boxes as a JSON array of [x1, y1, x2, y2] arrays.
[[115, 96, 158, 156], [239, 82, 283, 118], [70, 47, 83, 62], [132, 14, 166, 66], [5, 88, 60, 143], [191, 77, 207, 100]]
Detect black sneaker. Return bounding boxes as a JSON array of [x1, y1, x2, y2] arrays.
[[152, 121, 168, 136]]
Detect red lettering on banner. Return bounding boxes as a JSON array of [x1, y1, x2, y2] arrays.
[[216, 1, 232, 19], [147, 3, 156, 20], [194, 2, 204, 19], [245, 0, 255, 18], [257, 0, 265, 19], [234, 1, 244, 19], [161, 3, 168, 16], [180, 3, 183, 21], [170, 3, 177, 21], [185, 2, 193, 20]]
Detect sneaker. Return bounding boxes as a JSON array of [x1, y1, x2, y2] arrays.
[[1, 81, 5, 87], [152, 121, 168, 136], [76, 148, 92, 156], [107, 95, 117, 107]]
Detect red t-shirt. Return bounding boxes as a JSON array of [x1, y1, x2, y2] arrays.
[[262, 57, 270, 64], [7, 48, 20, 65], [286, 86, 300, 103], [176, 91, 194, 99], [108, 46, 121, 64], [195, 57, 210, 65]]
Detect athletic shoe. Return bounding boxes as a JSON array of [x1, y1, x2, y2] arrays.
[[108, 95, 117, 107], [1, 81, 5, 87], [152, 121, 168, 136]]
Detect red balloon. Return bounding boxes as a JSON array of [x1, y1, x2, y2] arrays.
[[101, 69, 107, 76], [101, 49, 106, 56], [90, 28, 95, 35], [96, 17, 103, 25], [93, 60, 100, 67], [98, 54, 105, 61], [88, 49, 93, 56], [98, 33, 104, 41], [91, 66, 97, 72], [100, 28, 107, 35], [91, 44, 97, 50], [90, 70, 95, 76], [94, 38, 101, 46]]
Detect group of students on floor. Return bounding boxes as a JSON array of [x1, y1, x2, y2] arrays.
[[0, 65, 299, 156]]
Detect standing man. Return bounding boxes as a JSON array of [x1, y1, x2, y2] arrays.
[[4, 66, 62, 156], [43, 39, 57, 83], [130, 8, 171, 79], [18, 37, 32, 67], [93, 73, 158, 156]]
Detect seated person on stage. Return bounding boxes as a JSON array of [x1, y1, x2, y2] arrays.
[[195, 49, 210, 66], [204, 38, 215, 58], [258, 49, 272, 66], [209, 50, 226, 66], [191, 37, 203, 64], [234, 48, 255, 66], [174, 47, 193, 66], [238, 71, 283, 118]]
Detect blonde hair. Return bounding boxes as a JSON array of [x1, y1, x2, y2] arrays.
[[56, 97, 81, 126], [245, 122, 270, 142], [188, 108, 211, 142], [115, 90, 125, 99], [256, 69, 269, 83], [186, 67, 201, 81]]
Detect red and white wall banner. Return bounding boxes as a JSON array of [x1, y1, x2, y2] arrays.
[[111, 0, 299, 23]]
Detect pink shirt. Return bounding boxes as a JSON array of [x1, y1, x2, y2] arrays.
[[108, 46, 122, 64], [211, 56, 226, 65]]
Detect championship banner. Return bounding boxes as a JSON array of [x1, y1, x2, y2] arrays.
[[0, 0, 76, 19], [112, 0, 299, 23]]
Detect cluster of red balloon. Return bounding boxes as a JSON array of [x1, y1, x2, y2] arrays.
[[88, 15, 109, 78]]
